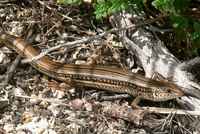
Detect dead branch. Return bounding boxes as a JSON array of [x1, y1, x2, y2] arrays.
[[109, 11, 200, 110]]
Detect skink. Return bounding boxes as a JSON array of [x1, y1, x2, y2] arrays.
[[0, 32, 184, 107]]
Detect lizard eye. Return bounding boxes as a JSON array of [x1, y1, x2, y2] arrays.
[[167, 89, 171, 93]]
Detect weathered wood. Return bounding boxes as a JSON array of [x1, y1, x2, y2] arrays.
[[110, 11, 200, 110]]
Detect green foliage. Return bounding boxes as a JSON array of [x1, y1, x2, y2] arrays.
[[173, 0, 190, 13], [191, 31, 200, 56], [152, 0, 176, 14], [152, 0, 200, 54], [57, 0, 144, 19], [152, 0, 190, 14], [170, 15, 189, 29], [94, 0, 128, 19], [192, 22, 200, 42], [94, 0, 144, 19]]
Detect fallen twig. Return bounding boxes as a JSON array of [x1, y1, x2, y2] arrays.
[[0, 55, 21, 87], [37, 0, 73, 21], [143, 107, 200, 116]]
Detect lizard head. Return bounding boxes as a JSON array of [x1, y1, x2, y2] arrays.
[[151, 82, 184, 101]]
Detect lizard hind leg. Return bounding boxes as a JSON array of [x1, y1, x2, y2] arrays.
[[131, 96, 142, 109], [130, 96, 148, 124]]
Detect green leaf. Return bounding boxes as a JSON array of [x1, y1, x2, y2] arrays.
[[173, 0, 190, 13], [192, 32, 200, 41], [152, 0, 175, 14], [170, 15, 189, 29], [94, 1, 111, 19], [94, 0, 129, 19], [193, 22, 200, 32]]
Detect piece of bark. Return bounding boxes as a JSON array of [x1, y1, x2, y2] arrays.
[[109, 11, 200, 110]]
